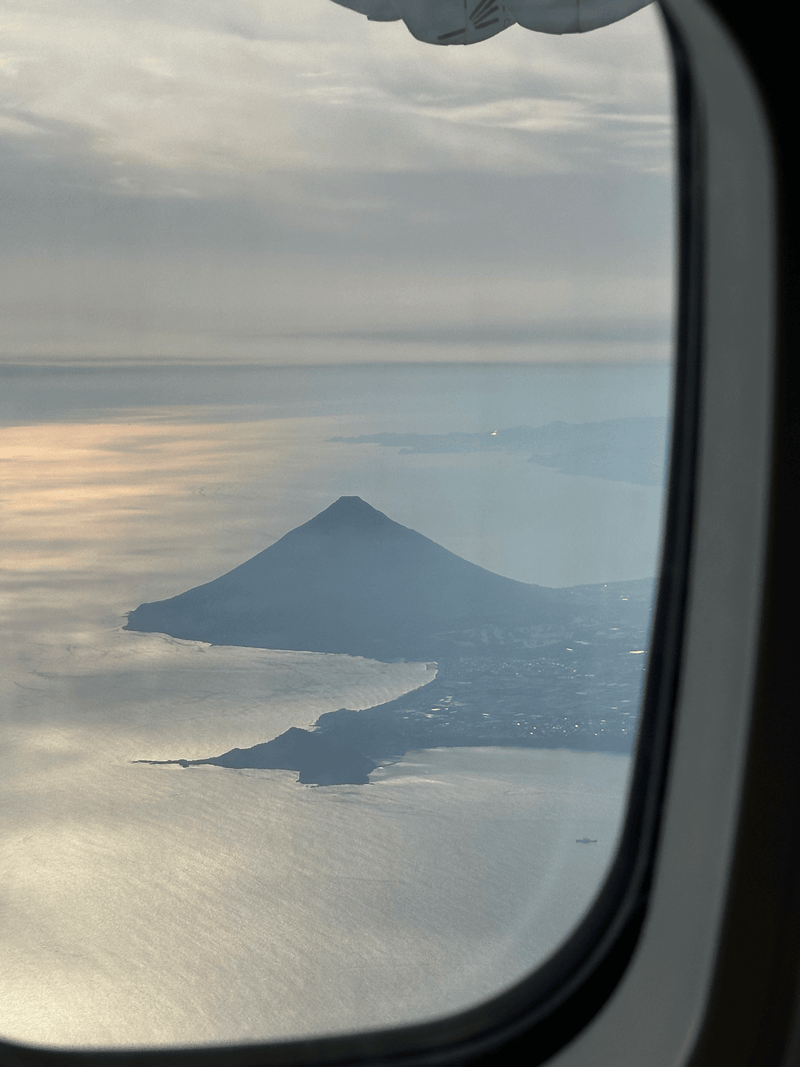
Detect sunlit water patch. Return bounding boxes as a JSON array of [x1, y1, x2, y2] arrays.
[[0, 365, 660, 1047], [0, 740, 628, 1048]]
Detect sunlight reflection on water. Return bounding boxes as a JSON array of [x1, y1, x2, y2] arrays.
[[0, 365, 655, 1047]]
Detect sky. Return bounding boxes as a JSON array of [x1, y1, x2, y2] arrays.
[[0, 0, 674, 365]]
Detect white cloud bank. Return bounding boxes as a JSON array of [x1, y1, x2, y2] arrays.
[[0, 1, 674, 364], [1, 1, 671, 189]]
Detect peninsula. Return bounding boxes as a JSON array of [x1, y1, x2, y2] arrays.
[[128, 498, 653, 785]]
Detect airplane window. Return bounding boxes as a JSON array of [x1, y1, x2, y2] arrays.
[[0, 0, 673, 1051]]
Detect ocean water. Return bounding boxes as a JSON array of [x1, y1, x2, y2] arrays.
[[0, 361, 664, 1048], [1, 725, 629, 1048]]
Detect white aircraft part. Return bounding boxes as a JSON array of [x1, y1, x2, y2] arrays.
[[391, 0, 516, 45], [329, 0, 402, 21], [507, 0, 651, 33], [329, 0, 650, 41]]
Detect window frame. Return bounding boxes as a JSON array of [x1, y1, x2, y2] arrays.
[[2, 1, 796, 1064]]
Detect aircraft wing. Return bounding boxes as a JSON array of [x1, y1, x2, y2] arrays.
[[329, 0, 402, 22], [330, 0, 651, 42], [508, 0, 652, 33], [392, 0, 516, 45]]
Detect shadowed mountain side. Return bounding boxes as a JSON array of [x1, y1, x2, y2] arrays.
[[125, 496, 578, 661], [133, 727, 377, 786]]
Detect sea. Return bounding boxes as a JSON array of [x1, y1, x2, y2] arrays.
[[0, 360, 670, 1049]]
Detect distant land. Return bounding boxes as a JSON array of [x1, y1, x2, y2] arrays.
[[331, 417, 669, 486], [128, 497, 653, 785], [135, 727, 378, 786]]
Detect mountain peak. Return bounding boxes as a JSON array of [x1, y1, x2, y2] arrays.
[[329, 496, 373, 512], [303, 496, 399, 536]]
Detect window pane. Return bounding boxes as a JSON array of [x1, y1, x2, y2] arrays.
[[0, 0, 673, 1049]]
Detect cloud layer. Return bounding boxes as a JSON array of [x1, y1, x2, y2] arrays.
[[0, 1, 674, 363]]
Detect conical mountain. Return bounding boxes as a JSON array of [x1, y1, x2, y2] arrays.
[[125, 497, 571, 660]]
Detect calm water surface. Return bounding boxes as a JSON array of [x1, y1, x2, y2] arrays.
[[1, 363, 660, 1046]]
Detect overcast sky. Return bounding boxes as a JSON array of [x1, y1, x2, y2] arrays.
[[0, 0, 673, 365]]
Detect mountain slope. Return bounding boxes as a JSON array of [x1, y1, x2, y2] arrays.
[[125, 497, 583, 660]]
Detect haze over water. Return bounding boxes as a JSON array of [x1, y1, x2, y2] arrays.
[[1, 362, 667, 1047]]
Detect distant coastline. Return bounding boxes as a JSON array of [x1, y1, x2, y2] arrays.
[[130, 498, 653, 785], [136, 638, 646, 785]]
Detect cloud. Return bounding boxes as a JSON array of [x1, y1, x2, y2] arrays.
[[0, 2, 671, 194], [0, 1, 673, 364]]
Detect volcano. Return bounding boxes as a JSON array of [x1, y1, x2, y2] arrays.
[[125, 497, 579, 660]]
